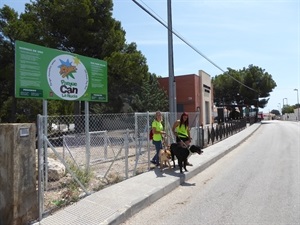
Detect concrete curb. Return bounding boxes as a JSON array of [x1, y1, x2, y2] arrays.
[[35, 123, 261, 225], [105, 123, 261, 225]]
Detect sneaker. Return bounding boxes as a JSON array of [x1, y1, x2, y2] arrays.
[[150, 160, 156, 165]]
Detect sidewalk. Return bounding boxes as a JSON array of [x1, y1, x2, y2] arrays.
[[34, 123, 261, 225]]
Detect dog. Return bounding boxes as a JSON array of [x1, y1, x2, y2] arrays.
[[170, 143, 203, 173], [159, 148, 172, 171]]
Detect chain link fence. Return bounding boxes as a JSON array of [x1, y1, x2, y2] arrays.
[[36, 111, 249, 219], [37, 112, 190, 217]]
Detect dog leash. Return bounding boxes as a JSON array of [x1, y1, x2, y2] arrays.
[[177, 135, 191, 150], [162, 132, 191, 150]]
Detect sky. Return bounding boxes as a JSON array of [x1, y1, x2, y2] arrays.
[[1, 0, 299, 113]]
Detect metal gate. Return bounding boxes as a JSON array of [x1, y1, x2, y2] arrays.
[[36, 111, 202, 220]]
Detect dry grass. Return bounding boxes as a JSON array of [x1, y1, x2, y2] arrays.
[[42, 149, 156, 213]]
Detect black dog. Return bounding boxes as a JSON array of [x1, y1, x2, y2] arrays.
[[170, 143, 203, 173]]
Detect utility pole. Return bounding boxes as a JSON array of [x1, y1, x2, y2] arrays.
[[167, 0, 176, 124], [282, 97, 287, 110], [294, 89, 299, 121], [132, 0, 177, 121]]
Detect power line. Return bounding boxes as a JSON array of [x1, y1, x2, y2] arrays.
[[132, 0, 259, 94]]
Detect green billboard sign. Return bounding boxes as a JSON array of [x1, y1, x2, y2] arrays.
[[15, 41, 108, 102]]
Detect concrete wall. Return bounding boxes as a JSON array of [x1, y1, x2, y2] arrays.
[[0, 123, 38, 225], [199, 70, 213, 125]]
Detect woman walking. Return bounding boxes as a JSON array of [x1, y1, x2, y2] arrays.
[[150, 111, 165, 166], [172, 112, 192, 166]]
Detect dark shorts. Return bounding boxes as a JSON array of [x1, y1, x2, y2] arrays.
[[176, 136, 190, 143]]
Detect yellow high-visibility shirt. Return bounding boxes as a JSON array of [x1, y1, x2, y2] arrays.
[[152, 120, 163, 141]]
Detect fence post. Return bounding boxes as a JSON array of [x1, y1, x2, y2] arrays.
[[196, 110, 200, 146], [147, 112, 150, 170], [125, 129, 129, 179], [37, 114, 44, 221], [104, 130, 108, 159], [43, 101, 48, 190], [62, 135, 65, 161], [85, 101, 90, 174], [201, 125, 204, 149]]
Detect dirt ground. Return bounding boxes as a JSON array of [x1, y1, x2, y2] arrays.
[[42, 147, 158, 213]]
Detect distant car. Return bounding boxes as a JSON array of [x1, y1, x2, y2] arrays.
[[257, 112, 264, 122]]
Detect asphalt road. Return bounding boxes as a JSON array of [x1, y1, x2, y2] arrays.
[[121, 120, 300, 225]]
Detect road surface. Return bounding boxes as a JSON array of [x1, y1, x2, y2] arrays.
[[121, 120, 300, 225]]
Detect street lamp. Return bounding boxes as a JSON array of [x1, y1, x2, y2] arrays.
[[282, 98, 288, 107], [282, 98, 288, 115], [294, 89, 299, 121]]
